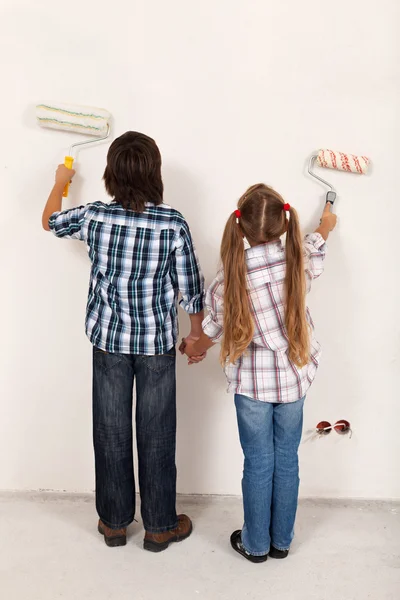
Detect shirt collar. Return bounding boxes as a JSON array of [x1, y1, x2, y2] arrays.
[[245, 240, 283, 259]]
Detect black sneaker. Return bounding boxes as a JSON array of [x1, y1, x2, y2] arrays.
[[269, 546, 289, 559], [230, 530, 268, 563]]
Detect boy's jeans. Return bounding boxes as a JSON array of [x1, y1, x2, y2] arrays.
[[92, 347, 178, 533], [234, 394, 305, 556]]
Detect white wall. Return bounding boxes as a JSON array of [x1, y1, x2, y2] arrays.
[[1, 0, 398, 499]]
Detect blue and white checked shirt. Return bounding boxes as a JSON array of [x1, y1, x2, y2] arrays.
[[49, 202, 204, 355]]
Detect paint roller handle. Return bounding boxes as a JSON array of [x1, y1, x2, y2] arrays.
[[62, 156, 75, 197], [326, 190, 337, 205]]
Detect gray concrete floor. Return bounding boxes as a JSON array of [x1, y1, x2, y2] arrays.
[[1, 493, 399, 600]]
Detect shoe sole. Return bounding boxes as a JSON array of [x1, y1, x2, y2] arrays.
[[143, 522, 193, 553], [269, 549, 289, 559], [98, 524, 127, 548]]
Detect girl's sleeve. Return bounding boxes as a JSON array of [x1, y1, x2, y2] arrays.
[[304, 232, 327, 290], [202, 275, 225, 343]]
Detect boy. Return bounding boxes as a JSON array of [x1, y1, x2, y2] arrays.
[[42, 131, 205, 551]]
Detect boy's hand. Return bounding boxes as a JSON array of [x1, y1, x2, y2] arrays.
[[320, 203, 337, 231], [55, 164, 76, 187], [179, 334, 199, 355]]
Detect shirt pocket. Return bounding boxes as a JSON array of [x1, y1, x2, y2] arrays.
[[137, 350, 176, 373]]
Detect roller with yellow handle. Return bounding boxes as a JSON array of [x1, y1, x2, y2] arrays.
[[36, 102, 111, 198], [63, 156, 75, 197]]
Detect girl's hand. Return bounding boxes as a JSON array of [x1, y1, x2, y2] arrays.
[[179, 337, 207, 365], [55, 164, 76, 187], [188, 351, 207, 365], [320, 203, 337, 231]]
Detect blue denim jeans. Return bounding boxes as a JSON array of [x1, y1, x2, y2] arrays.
[[235, 394, 305, 556], [92, 347, 178, 533]]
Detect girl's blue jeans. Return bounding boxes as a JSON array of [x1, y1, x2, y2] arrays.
[[234, 394, 305, 556]]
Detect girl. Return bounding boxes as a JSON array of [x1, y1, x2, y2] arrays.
[[182, 184, 337, 563]]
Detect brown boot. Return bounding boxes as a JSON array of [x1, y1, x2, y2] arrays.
[[143, 514, 193, 553], [98, 520, 127, 547]]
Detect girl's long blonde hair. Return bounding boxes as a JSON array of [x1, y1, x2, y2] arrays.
[[220, 184, 309, 367]]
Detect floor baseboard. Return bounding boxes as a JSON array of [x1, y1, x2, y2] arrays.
[[0, 489, 399, 508]]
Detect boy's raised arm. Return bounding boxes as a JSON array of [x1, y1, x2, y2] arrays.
[[42, 165, 75, 230]]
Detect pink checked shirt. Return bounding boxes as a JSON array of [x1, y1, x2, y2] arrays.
[[202, 233, 326, 403]]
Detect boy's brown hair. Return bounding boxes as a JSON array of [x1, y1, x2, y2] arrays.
[[103, 131, 163, 212]]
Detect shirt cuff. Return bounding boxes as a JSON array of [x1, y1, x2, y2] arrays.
[[48, 212, 60, 232], [202, 315, 223, 342], [305, 232, 326, 251], [179, 293, 204, 314]]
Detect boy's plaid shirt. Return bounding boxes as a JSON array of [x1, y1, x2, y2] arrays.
[[49, 202, 204, 355], [203, 234, 326, 403]]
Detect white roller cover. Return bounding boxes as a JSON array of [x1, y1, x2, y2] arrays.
[[317, 149, 370, 174], [36, 103, 111, 136]]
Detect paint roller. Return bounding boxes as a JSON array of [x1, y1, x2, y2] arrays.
[[308, 149, 370, 205], [36, 102, 111, 197]]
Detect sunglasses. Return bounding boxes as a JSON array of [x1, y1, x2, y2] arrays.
[[315, 420, 352, 437]]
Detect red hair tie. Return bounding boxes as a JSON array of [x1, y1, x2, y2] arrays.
[[283, 203, 291, 212], [234, 209, 242, 219]]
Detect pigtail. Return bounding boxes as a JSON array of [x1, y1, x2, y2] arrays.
[[220, 213, 254, 364], [284, 207, 309, 367]]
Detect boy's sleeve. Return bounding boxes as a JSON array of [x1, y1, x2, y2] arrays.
[[173, 222, 204, 314], [48, 205, 89, 240], [304, 232, 327, 291], [202, 276, 225, 343]]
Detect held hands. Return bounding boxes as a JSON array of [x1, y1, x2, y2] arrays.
[[55, 164, 76, 188], [179, 335, 207, 366]]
